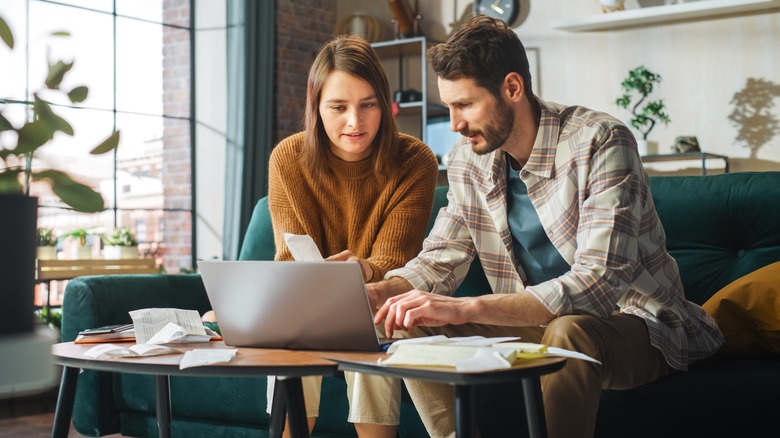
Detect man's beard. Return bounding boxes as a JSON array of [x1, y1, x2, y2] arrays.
[[461, 99, 514, 155]]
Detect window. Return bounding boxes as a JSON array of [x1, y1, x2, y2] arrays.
[[0, 0, 193, 274]]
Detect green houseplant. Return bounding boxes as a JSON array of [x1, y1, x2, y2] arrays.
[[61, 227, 94, 259], [1, 15, 119, 334], [102, 227, 140, 259], [616, 65, 671, 155], [37, 227, 58, 260]]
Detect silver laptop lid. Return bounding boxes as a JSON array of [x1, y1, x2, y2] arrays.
[[198, 260, 383, 351]]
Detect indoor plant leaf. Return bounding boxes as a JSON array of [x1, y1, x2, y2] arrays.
[[15, 120, 54, 154], [0, 113, 13, 132], [0, 169, 24, 193], [0, 15, 13, 49], [45, 60, 74, 90], [90, 130, 120, 155], [67, 86, 89, 103], [34, 95, 74, 136], [34, 169, 105, 212]]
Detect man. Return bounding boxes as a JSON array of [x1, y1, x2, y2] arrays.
[[366, 15, 724, 438]]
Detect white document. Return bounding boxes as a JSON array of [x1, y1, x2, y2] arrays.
[[179, 348, 238, 370], [493, 342, 601, 364], [385, 335, 521, 354], [129, 308, 216, 344], [380, 336, 601, 371], [283, 233, 323, 261], [380, 343, 517, 372], [84, 343, 180, 359]]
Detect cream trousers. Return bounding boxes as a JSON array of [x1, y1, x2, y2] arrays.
[[266, 372, 401, 425]]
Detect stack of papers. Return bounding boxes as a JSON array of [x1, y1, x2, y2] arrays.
[[379, 336, 600, 372]]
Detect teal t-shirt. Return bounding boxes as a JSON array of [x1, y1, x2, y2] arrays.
[[506, 164, 570, 286]]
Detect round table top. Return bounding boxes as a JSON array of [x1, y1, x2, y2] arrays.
[[51, 341, 339, 378]]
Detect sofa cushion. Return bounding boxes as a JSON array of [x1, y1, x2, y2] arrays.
[[702, 261, 780, 356], [649, 173, 780, 305]]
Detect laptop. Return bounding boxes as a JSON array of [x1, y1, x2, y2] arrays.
[[197, 260, 393, 352]]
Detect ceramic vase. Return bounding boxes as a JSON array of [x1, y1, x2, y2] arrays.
[[104, 246, 139, 260], [37, 246, 57, 260], [71, 246, 92, 260], [636, 139, 659, 156]]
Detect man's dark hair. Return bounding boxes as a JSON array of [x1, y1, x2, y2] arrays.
[[428, 15, 533, 99]]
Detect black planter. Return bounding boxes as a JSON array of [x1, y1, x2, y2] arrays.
[[0, 194, 37, 336]]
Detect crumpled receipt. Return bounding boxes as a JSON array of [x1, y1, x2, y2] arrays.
[[179, 348, 238, 370], [84, 343, 180, 359], [145, 322, 215, 345]]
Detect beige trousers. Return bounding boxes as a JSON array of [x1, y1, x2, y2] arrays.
[[266, 322, 403, 425], [402, 313, 673, 438], [266, 373, 401, 425]]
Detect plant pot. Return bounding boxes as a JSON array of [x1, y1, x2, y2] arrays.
[[70, 246, 92, 260], [105, 245, 139, 260], [0, 194, 37, 335], [37, 246, 57, 260], [636, 139, 658, 156]]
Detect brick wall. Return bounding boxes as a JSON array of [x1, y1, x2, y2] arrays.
[[156, 1, 336, 271], [162, 0, 192, 273], [274, 0, 338, 143]]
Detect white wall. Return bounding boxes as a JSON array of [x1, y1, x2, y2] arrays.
[[339, 0, 780, 173]]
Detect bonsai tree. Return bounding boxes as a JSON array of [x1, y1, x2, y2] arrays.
[[616, 65, 671, 141], [102, 227, 139, 247], [0, 15, 120, 212]]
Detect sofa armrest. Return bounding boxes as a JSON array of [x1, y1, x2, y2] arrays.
[[60, 274, 210, 436], [61, 274, 210, 342]]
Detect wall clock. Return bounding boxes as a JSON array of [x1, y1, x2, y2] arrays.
[[473, 0, 520, 25]]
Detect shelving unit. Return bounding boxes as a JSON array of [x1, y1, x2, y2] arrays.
[[372, 37, 446, 143], [641, 151, 729, 175], [551, 0, 780, 32]]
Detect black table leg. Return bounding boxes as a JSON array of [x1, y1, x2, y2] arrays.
[[278, 377, 310, 438], [155, 375, 172, 438], [521, 377, 548, 438], [269, 376, 288, 438], [51, 366, 79, 438], [455, 384, 476, 438]]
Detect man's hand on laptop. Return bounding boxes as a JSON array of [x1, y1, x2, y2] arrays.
[[326, 250, 373, 282], [366, 277, 414, 313], [375, 290, 472, 338]]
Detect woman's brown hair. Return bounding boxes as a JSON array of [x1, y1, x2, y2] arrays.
[[303, 35, 401, 180]]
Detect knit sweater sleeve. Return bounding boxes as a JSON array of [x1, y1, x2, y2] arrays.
[[363, 135, 439, 281], [267, 134, 307, 262]]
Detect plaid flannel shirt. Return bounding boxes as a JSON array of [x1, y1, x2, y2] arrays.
[[388, 98, 723, 370]]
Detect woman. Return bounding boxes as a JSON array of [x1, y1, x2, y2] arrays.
[[267, 35, 438, 437]]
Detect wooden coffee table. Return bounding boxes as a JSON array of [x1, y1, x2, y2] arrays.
[[320, 351, 567, 438], [50, 341, 338, 438]]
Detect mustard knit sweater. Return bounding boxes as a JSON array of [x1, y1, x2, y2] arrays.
[[268, 132, 439, 282]]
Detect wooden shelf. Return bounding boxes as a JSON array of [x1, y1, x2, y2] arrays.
[[551, 0, 780, 32], [36, 258, 158, 281], [640, 152, 729, 175]]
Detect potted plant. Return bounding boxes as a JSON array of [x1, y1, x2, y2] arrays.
[[616, 65, 671, 155], [37, 227, 58, 260], [102, 227, 139, 260], [61, 227, 94, 260], [0, 15, 119, 335]]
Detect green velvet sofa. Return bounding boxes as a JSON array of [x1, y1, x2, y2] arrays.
[[61, 172, 780, 437]]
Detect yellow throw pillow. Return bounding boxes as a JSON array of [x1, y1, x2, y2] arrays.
[[702, 261, 780, 356]]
